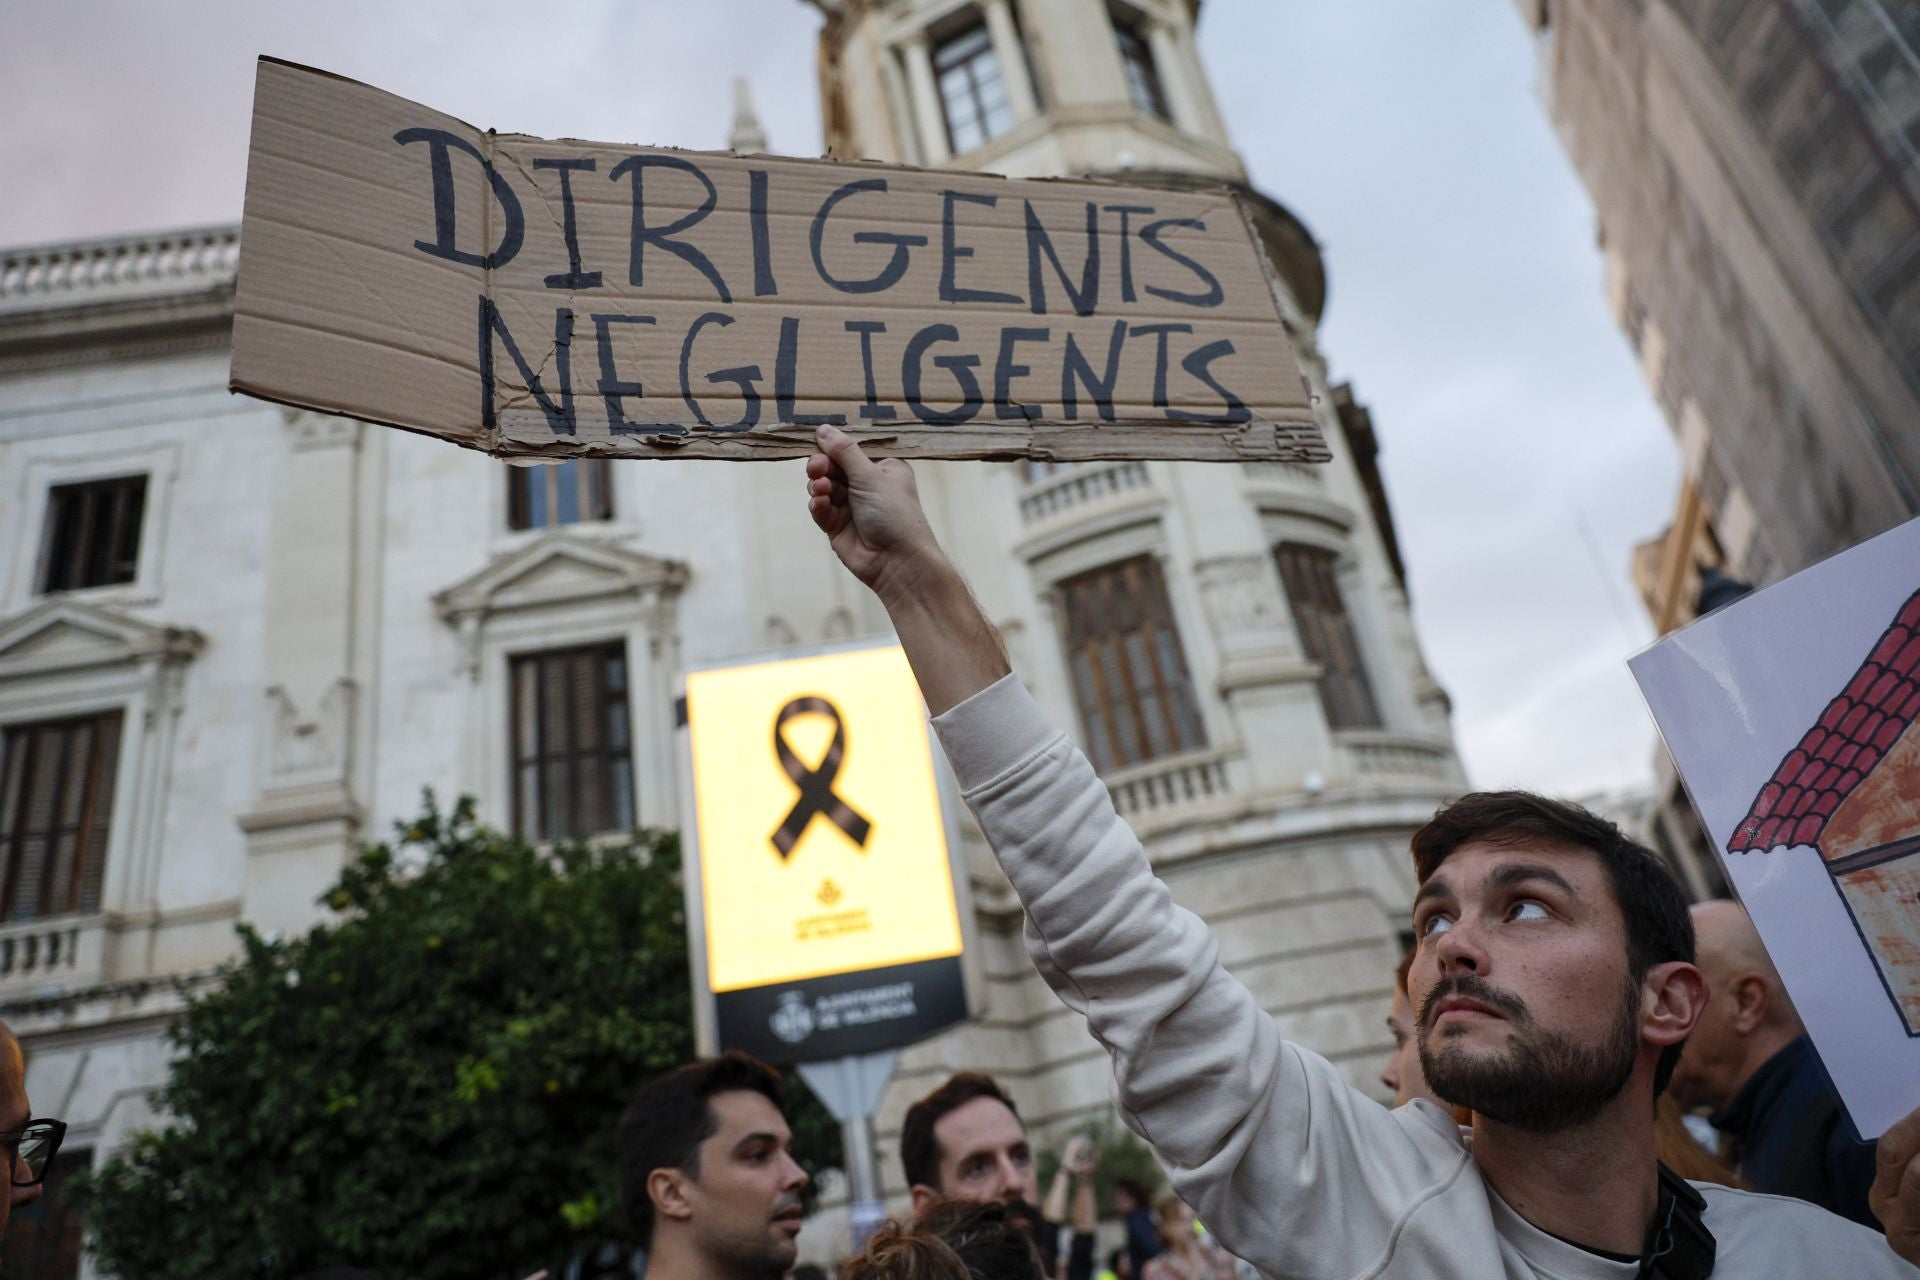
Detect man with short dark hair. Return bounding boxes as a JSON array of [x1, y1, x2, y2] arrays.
[[899, 1071, 1093, 1280], [1668, 899, 1878, 1225], [615, 1052, 808, 1280], [803, 427, 1920, 1277]]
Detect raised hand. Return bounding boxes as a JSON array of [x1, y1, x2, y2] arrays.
[[805, 426, 945, 602], [1872, 1104, 1920, 1264]]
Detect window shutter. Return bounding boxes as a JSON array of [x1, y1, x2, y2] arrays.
[[1058, 556, 1205, 772], [1275, 543, 1382, 731]]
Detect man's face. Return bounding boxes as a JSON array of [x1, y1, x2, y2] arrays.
[[680, 1090, 808, 1277], [1379, 985, 1440, 1108], [1409, 841, 1644, 1132], [0, 1040, 34, 1242], [927, 1096, 1037, 1206]]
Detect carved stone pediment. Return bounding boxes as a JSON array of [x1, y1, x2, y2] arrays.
[[0, 598, 203, 682], [434, 533, 689, 626]]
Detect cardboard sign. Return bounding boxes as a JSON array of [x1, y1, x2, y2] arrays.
[[1631, 516, 1920, 1137], [230, 57, 1327, 463], [678, 643, 967, 1062]]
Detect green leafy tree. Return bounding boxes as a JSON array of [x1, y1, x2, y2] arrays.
[[74, 795, 837, 1280]]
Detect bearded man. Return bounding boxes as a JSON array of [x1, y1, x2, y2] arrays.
[[802, 426, 1919, 1279]]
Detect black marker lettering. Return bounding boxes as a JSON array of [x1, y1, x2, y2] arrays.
[[679, 311, 761, 431], [1025, 199, 1101, 317], [775, 317, 848, 426], [750, 169, 778, 297], [1128, 322, 1192, 409], [609, 155, 732, 302], [478, 297, 574, 434], [902, 323, 983, 426], [1103, 204, 1154, 303], [1168, 339, 1251, 423], [844, 320, 897, 420], [534, 158, 602, 290], [395, 128, 524, 269], [941, 191, 1021, 306], [1141, 217, 1223, 308], [1060, 320, 1127, 422], [993, 327, 1050, 421], [811, 179, 928, 294], [591, 313, 662, 435]]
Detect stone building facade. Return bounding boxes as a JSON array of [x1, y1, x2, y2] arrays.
[[1515, 0, 1920, 898], [0, 1, 1461, 1269]]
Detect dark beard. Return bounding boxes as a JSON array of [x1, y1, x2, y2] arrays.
[[1417, 972, 1640, 1133]]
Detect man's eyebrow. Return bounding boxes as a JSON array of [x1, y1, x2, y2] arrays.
[[1413, 876, 1453, 910], [1486, 862, 1577, 897]]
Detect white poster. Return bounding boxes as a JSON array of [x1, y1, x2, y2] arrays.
[[1630, 515, 1920, 1139]]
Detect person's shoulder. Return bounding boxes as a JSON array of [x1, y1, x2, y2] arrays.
[[1697, 1184, 1916, 1275]]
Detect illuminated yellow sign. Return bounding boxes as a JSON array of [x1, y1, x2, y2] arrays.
[[685, 644, 963, 994]]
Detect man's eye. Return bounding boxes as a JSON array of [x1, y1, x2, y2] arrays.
[[1508, 901, 1550, 922], [1419, 914, 1452, 937]]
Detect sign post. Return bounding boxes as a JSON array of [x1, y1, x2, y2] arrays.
[[678, 642, 972, 1247]]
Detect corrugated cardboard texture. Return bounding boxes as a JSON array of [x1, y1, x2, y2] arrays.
[[232, 57, 1328, 463]]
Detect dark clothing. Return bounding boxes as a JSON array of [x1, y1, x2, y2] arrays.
[[1712, 1034, 1880, 1228], [1123, 1204, 1161, 1280], [1036, 1217, 1095, 1280]]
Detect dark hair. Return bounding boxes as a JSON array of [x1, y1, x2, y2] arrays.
[[616, 1052, 786, 1246], [916, 1199, 1047, 1280], [1114, 1175, 1151, 1208], [842, 1222, 968, 1280], [900, 1071, 1021, 1191], [1410, 790, 1696, 1094], [791, 1266, 830, 1280]]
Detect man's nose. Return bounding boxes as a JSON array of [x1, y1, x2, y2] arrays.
[[1434, 920, 1488, 976]]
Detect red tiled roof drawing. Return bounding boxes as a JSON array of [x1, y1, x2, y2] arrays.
[[1730, 589, 1920, 855]]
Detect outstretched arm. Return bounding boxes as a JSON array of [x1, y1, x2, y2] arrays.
[[804, 426, 1008, 715], [805, 430, 1440, 1279]]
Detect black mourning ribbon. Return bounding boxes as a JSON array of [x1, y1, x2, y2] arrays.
[[771, 696, 873, 859]]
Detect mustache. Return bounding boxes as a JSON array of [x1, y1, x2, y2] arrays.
[[1419, 974, 1530, 1031]]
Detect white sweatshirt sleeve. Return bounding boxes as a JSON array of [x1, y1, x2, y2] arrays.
[[933, 675, 1472, 1280]]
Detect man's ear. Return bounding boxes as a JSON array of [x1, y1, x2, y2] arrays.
[[1728, 972, 1772, 1035], [649, 1167, 696, 1227], [909, 1183, 941, 1218], [1642, 960, 1709, 1048]]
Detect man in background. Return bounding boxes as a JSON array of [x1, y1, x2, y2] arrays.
[[0, 1023, 61, 1247], [615, 1052, 809, 1280], [1668, 899, 1878, 1226], [900, 1072, 1093, 1280]]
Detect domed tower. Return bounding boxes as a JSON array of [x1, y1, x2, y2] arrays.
[[800, 0, 1464, 1227]]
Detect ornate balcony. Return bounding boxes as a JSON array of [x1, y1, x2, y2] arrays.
[[1018, 460, 1154, 525], [1106, 747, 1237, 824], [1338, 731, 1457, 788], [0, 916, 103, 992], [0, 226, 239, 312]]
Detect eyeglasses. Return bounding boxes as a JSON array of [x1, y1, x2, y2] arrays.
[[0, 1120, 65, 1187]]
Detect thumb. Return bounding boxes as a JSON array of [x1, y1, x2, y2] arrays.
[[816, 425, 882, 484]]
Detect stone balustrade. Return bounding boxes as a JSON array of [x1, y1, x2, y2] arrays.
[[1106, 746, 1235, 821], [1018, 459, 1153, 524], [0, 226, 240, 312]]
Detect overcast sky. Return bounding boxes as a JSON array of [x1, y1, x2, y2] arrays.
[[0, 1, 1681, 798]]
